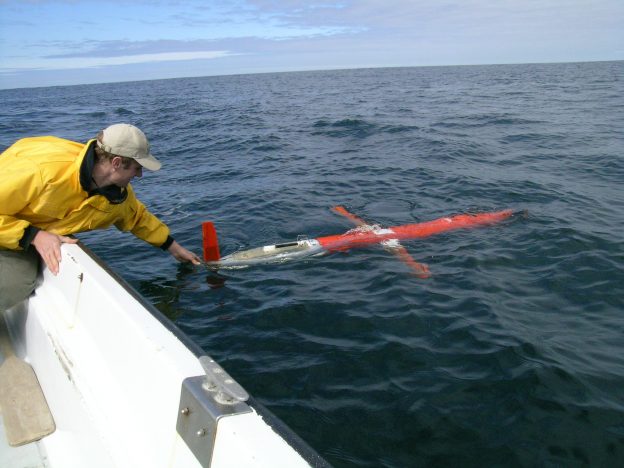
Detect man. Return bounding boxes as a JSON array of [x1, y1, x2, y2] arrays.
[[0, 123, 201, 310]]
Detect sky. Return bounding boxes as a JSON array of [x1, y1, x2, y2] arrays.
[[0, 0, 622, 89]]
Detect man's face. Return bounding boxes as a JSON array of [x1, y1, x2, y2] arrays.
[[112, 158, 143, 187]]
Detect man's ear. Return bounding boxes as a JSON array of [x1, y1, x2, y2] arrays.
[[111, 156, 122, 169]]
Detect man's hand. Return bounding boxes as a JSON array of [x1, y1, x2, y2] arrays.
[[31, 230, 79, 275], [167, 240, 202, 265]]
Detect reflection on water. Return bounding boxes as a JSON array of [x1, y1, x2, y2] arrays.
[[205, 273, 227, 289]]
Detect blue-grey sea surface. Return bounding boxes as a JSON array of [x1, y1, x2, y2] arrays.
[[2, 62, 623, 467]]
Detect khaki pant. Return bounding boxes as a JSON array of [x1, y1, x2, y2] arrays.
[[0, 249, 40, 310]]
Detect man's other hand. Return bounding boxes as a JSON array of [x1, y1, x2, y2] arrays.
[[31, 230, 79, 275]]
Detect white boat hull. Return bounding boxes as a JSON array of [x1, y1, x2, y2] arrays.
[[1, 243, 325, 467]]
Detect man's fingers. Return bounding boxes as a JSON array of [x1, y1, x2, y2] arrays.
[[187, 252, 202, 265], [48, 246, 61, 274], [43, 251, 60, 275], [60, 236, 79, 244], [178, 252, 201, 265]]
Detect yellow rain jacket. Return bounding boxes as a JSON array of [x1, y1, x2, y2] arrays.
[[0, 136, 170, 251]]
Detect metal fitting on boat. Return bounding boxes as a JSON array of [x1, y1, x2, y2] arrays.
[[176, 355, 251, 466]]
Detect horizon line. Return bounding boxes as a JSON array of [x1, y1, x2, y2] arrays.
[[1, 58, 622, 92]]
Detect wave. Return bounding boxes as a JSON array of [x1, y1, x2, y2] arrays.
[[114, 107, 135, 115], [312, 118, 419, 138]]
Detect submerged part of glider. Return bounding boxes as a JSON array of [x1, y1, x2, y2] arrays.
[[212, 239, 324, 267], [202, 208, 518, 271]]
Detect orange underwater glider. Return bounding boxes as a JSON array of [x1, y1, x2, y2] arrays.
[[202, 207, 520, 276]]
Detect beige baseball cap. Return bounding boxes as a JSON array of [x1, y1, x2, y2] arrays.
[[97, 123, 162, 171]]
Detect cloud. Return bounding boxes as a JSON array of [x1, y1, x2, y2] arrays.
[[0, 0, 621, 89], [2, 50, 231, 72], [244, 0, 624, 40], [43, 39, 225, 59]]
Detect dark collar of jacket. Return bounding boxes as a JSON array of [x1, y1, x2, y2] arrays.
[[79, 141, 128, 205]]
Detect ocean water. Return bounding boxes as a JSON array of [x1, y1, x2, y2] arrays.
[[2, 61, 623, 467]]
